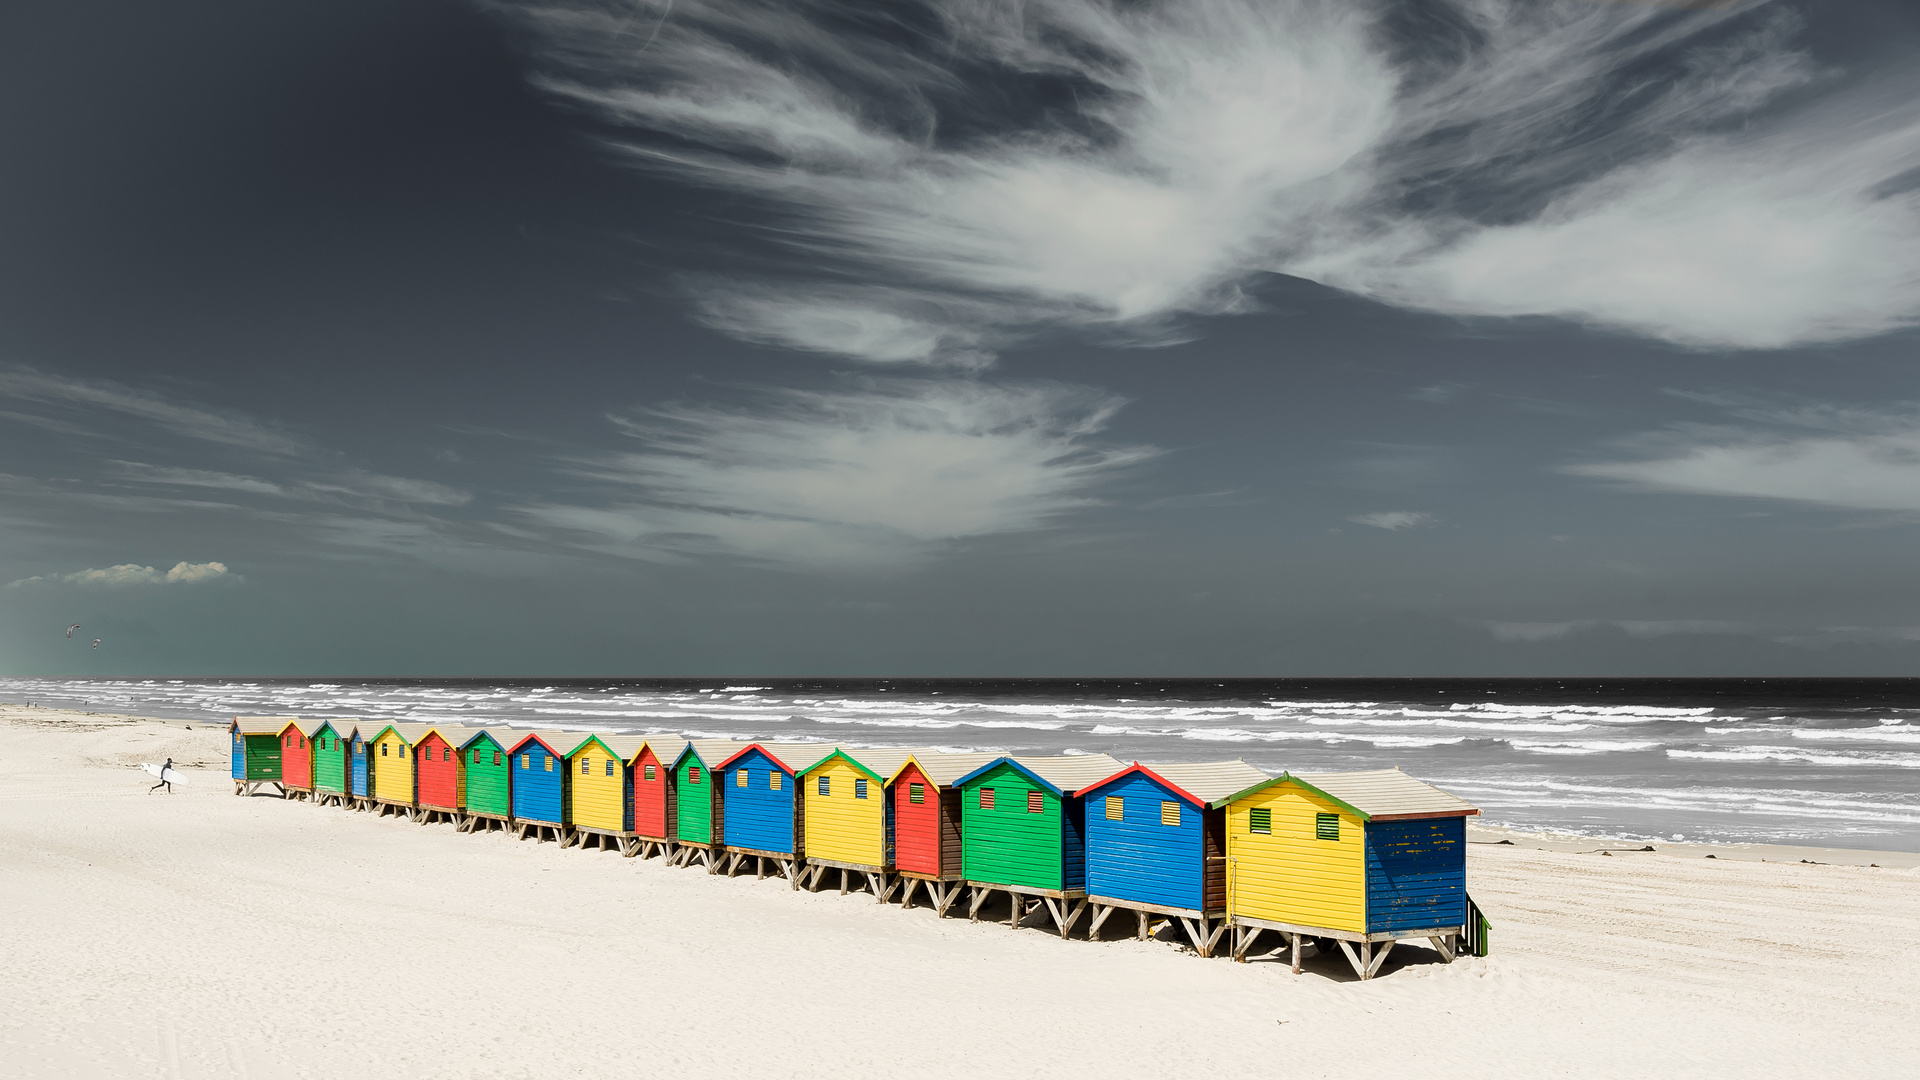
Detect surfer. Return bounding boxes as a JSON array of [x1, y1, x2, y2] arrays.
[[149, 757, 175, 794]]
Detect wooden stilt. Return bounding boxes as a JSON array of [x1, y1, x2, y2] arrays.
[[1087, 904, 1115, 939], [1291, 931, 1303, 974]]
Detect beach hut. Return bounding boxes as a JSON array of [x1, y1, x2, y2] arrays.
[[714, 742, 822, 885], [276, 719, 321, 802], [1223, 768, 1479, 980], [665, 738, 747, 870], [228, 717, 289, 797], [884, 751, 1001, 916], [413, 724, 471, 826], [953, 754, 1124, 937], [1079, 760, 1273, 957], [797, 747, 917, 899], [456, 727, 515, 833], [565, 734, 646, 852], [346, 723, 374, 810], [508, 731, 587, 842], [310, 720, 352, 807], [365, 722, 429, 820], [628, 736, 687, 860]]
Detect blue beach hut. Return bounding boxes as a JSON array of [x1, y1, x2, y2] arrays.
[[715, 742, 821, 886], [1080, 760, 1272, 957], [342, 723, 374, 809], [508, 731, 586, 842]]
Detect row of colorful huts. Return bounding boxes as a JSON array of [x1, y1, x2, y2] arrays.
[[232, 716, 1487, 979]]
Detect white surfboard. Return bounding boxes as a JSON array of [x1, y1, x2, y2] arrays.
[[142, 763, 189, 786]]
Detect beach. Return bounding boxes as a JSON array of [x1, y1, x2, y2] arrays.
[[3, 702, 1917, 1080]]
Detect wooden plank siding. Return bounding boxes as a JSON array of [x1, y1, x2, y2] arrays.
[[1225, 784, 1366, 933], [460, 731, 512, 818], [673, 751, 716, 845], [959, 762, 1065, 892], [890, 762, 943, 876], [236, 734, 280, 781], [803, 756, 886, 869], [349, 733, 370, 798], [369, 727, 416, 806], [510, 737, 569, 826], [416, 733, 461, 811], [277, 724, 312, 791], [632, 745, 675, 840], [1082, 771, 1208, 913], [311, 723, 348, 795], [718, 748, 801, 858], [569, 736, 632, 833], [1364, 816, 1466, 932]]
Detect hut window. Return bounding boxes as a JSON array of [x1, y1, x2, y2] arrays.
[[770, 772, 781, 791], [493, 752, 502, 766], [979, 788, 994, 810], [1315, 813, 1340, 841], [1105, 796, 1123, 821], [1027, 791, 1044, 814], [738, 770, 749, 788], [690, 766, 702, 784], [1249, 808, 1271, 834], [1160, 801, 1180, 827], [381, 744, 388, 757], [544, 755, 553, 772], [581, 758, 592, 775], [909, 782, 924, 804], [818, 776, 830, 797], [521, 754, 530, 769], [472, 749, 480, 764], [644, 764, 656, 781], [300, 736, 307, 749], [443, 748, 451, 762], [606, 760, 616, 777], [855, 778, 868, 799]]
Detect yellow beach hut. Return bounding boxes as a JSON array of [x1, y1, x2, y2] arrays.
[[365, 722, 430, 821], [797, 747, 917, 899], [565, 734, 647, 853], [1224, 768, 1479, 980]]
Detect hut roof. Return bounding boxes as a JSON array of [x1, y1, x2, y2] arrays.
[[415, 723, 472, 746], [884, 751, 1004, 788], [1232, 768, 1480, 821], [674, 737, 751, 769], [315, 718, 358, 736], [587, 734, 650, 762], [457, 726, 512, 750], [232, 716, 295, 735], [638, 735, 689, 764], [390, 722, 436, 744], [800, 746, 919, 782], [291, 717, 330, 736], [508, 729, 592, 757], [952, 754, 1126, 797], [1089, 760, 1275, 808], [717, 741, 836, 774]]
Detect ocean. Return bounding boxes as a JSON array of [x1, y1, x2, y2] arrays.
[[7, 677, 1918, 851]]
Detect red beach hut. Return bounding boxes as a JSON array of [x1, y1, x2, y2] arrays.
[[886, 751, 1001, 915], [278, 719, 317, 801], [629, 736, 687, 860], [414, 724, 470, 826]]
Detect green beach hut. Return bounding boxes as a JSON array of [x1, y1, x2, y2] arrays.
[[458, 727, 515, 833], [668, 738, 748, 870], [954, 753, 1123, 938], [311, 720, 354, 807], [229, 716, 290, 797]]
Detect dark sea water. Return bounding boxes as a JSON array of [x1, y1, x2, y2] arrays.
[[6, 677, 1918, 851]]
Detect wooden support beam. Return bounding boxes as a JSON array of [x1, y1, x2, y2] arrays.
[[1088, 904, 1115, 939], [969, 885, 991, 922], [1201, 918, 1228, 959], [1291, 932, 1302, 974], [1428, 934, 1456, 962], [1365, 939, 1396, 979], [899, 878, 919, 910], [1060, 899, 1087, 938], [1138, 909, 1150, 942], [1337, 939, 1366, 980], [935, 881, 959, 917]]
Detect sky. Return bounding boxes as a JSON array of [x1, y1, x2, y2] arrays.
[[4, 0, 1920, 677]]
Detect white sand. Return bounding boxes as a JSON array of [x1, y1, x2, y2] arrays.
[[3, 703, 1918, 1080]]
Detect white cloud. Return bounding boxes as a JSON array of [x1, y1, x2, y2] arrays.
[[519, 379, 1155, 565], [1348, 511, 1437, 531], [1571, 402, 1920, 512], [1486, 619, 1755, 642], [9, 561, 233, 588], [504, 0, 1920, 356]]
